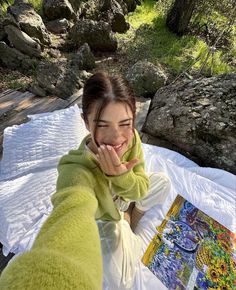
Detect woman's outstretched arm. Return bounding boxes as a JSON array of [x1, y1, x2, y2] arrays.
[[0, 185, 102, 290]]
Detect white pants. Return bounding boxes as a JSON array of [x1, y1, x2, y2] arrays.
[[115, 172, 171, 212], [98, 172, 171, 290], [98, 215, 142, 290]]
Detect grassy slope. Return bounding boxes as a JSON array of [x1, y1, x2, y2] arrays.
[[117, 0, 235, 77]]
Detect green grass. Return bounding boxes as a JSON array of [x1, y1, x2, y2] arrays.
[[117, 0, 235, 76], [1, 0, 42, 15]]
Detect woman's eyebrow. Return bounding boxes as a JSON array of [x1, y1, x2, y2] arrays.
[[119, 118, 133, 123], [93, 118, 132, 123]]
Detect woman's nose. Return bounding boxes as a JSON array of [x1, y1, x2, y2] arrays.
[[110, 126, 121, 138]]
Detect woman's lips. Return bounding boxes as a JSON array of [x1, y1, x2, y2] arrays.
[[105, 142, 126, 153]]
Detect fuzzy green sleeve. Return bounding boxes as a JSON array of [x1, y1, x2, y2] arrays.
[[0, 186, 102, 290]]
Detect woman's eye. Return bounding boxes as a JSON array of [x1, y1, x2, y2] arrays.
[[120, 124, 131, 127], [97, 125, 108, 128]]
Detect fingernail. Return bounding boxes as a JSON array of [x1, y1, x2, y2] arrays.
[[107, 145, 111, 151], [101, 145, 105, 150]]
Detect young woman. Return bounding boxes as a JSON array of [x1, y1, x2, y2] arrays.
[[56, 71, 150, 226], [0, 71, 170, 290], [56, 71, 170, 289]]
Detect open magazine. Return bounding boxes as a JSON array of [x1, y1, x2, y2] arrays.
[[142, 195, 236, 290]]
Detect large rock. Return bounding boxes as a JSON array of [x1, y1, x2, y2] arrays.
[[0, 18, 6, 41], [101, 0, 129, 33], [70, 43, 96, 70], [68, 19, 117, 52], [46, 18, 71, 34], [8, 0, 50, 45], [0, 41, 37, 72], [43, 0, 76, 21], [142, 74, 236, 174], [70, 0, 130, 33], [126, 60, 168, 98], [122, 0, 137, 12], [78, 0, 101, 20], [5, 24, 42, 57], [30, 45, 95, 98]]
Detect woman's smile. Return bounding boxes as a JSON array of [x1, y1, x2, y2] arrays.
[[104, 142, 126, 154]]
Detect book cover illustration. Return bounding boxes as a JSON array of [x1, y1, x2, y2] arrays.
[[142, 195, 236, 290]]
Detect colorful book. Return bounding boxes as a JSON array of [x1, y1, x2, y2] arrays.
[[142, 195, 236, 290]]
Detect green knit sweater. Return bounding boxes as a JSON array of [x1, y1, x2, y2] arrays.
[[0, 188, 102, 290], [57, 129, 149, 221]]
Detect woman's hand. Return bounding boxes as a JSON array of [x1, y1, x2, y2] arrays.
[[96, 145, 140, 176]]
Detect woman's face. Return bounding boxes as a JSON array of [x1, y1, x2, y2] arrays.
[[84, 101, 134, 157]]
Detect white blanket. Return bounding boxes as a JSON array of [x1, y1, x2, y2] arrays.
[[0, 105, 235, 290]]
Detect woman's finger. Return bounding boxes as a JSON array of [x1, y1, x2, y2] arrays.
[[98, 145, 113, 173], [106, 145, 121, 167], [125, 158, 140, 171]]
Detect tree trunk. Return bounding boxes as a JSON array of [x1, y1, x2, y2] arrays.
[[166, 0, 196, 35]]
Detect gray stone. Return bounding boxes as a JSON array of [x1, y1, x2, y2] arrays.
[[5, 25, 42, 57], [8, 1, 51, 45], [111, 11, 129, 33], [126, 60, 168, 98], [46, 18, 70, 34], [29, 84, 47, 97], [0, 19, 6, 41], [78, 0, 101, 20], [0, 41, 37, 72], [47, 48, 61, 58], [70, 43, 96, 70], [142, 74, 236, 174], [100, 0, 129, 33], [2, 13, 19, 28], [33, 57, 92, 99], [123, 0, 137, 12], [68, 19, 117, 52], [135, 98, 151, 132], [43, 0, 76, 21]]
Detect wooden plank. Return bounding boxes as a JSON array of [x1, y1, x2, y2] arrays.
[[0, 89, 15, 97], [65, 88, 83, 108], [65, 88, 83, 107], [0, 91, 36, 118], [0, 96, 68, 133], [0, 90, 24, 103]]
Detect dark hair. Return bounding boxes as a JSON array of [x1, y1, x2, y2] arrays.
[[82, 71, 136, 146]]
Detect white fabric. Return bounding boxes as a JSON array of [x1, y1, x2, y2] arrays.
[[0, 105, 88, 181], [98, 213, 143, 290], [135, 172, 171, 211], [0, 106, 235, 290], [0, 169, 56, 254]]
